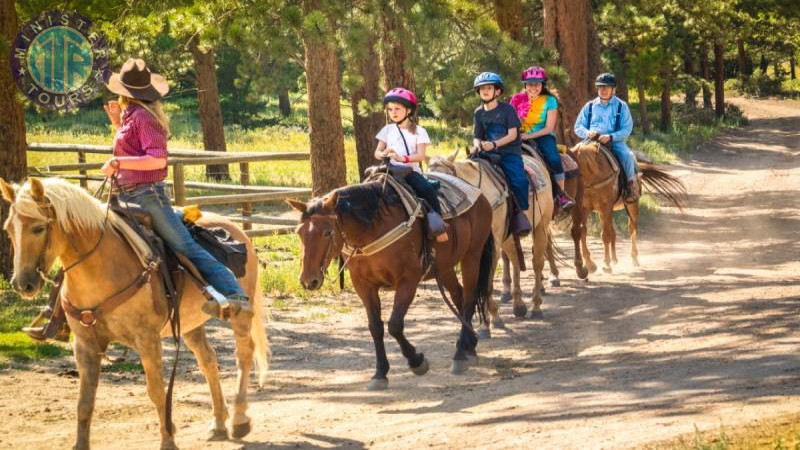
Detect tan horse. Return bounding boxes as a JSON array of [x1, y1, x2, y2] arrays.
[[428, 150, 555, 327], [0, 178, 269, 450], [572, 141, 686, 273]]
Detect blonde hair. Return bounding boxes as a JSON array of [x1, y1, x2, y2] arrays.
[[119, 95, 171, 138]]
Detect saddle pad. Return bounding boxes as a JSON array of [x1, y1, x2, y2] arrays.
[[521, 154, 549, 193], [425, 172, 483, 219], [107, 209, 156, 268]]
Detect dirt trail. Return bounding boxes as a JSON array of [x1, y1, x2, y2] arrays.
[[2, 98, 799, 450]]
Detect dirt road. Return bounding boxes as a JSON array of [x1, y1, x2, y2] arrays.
[[2, 98, 799, 450]]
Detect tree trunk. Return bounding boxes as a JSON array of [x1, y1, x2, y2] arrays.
[[700, 44, 713, 110], [684, 49, 698, 108], [791, 55, 796, 80], [759, 54, 768, 73], [351, 37, 385, 180], [303, 0, 347, 196], [714, 41, 725, 119], [612, 47, 629, 102], [0, 0, 28, 278], [493, 0, 526, 41], [380, 2, 415, 91], [543, 0, 601, 145], [660, 64, 672, 132], [636, 83, 651, 135], [736, 39, 752, 77], [189, 39, 230, 180], [278, 89, 292, 116]]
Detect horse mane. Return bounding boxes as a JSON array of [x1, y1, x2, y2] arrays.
[[13, 178, 106, 232], [307, 181, 403, 227]]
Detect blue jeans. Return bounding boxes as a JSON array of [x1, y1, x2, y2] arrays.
[[498, 152, 529, 210], [533, 135, 565, 182], [610, 141, 637, 181], [118, 183, 245, 297]]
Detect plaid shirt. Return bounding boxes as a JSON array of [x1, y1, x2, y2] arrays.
[[113, 104, 168, 187]]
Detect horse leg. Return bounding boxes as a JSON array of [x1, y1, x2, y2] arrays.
[[228, 310, 256, 438], [571, 204, 590, 280], [387, 281, 428, 376], [546, 238, 561, 288], [73, 339, 102, 450], [353, 281, 389, 390], [183, 326, 229, 441], [626, 202, 640, 267], [599, 207, 615, 273], [580, 208, 597, 274], [136, 334, 178, 450], [500, 251, 513, 303], [530, 222, 547, 320], [502, 239, 526, 318], [436, 269, 473, 374]]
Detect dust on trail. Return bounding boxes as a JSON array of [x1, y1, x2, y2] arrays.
[[1, 98, 799, 450]]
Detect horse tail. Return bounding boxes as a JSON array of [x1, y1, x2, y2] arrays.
[[639, 162, 687, 211], [250, 274, 271, 387], [546, 231, 569, 267], [475, 233, 495, 322]]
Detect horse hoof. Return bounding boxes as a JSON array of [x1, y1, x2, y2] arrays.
[[587, 265, 597, 274], [549, 278, 561, 288], [576, 267, 589, 280], [367, 378, 389, 391], [207, 428, 228, 441], [513, 304, 527, 318], [477, 328, 491, 340], [231, 420, 252, 439], [492, 319, 506, 330], [451, 359, 469, 375], [633, 260, 640, 268], [411, 358, 429, 376], [500, 292, 512, 303], [603, 266, 612, 274], [160, 442, 179, 450], [529, 310, 544, 320]]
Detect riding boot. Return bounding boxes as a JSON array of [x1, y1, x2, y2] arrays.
[[426, 211, 450, 242], [624, 177, 641, 203], [24, 290, 69, 342], [201, 288, 254, 320], [510, 210, 532, 237]]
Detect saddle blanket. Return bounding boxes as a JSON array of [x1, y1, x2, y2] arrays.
[[373, 172, 483, 220]]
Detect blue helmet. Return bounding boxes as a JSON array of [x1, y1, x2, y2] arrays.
[[473, 72, 504, 91]]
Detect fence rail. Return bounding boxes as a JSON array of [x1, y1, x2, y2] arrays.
[[28, 143, 309, 236]]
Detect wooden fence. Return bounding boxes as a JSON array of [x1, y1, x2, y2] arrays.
[[28, 143, 311, 236]]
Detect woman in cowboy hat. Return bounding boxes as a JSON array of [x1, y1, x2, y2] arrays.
[[100, 58, 251, 319]]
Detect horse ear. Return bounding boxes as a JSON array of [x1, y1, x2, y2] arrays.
[[448, 148, 459, 162], [0, 178, 15, 203], [29, 178, 45, 202], [286, 198, 307, 213], [321, 191, 339, 214]]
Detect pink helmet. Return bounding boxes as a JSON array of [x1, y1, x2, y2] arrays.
[[521, 66, 547, 83], [383, 87, 418, 110]]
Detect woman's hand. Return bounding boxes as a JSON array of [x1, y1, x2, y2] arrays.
[[103, 101, 121, 128], [101, 158, 119, 177]]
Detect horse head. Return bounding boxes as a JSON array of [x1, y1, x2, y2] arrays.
[[288, 193, 343, 291]]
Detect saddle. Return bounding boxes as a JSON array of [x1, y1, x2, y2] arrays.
[[520, 140, 580, 181]]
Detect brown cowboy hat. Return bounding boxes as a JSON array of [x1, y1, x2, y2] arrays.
[[106, 58, 169, 102]]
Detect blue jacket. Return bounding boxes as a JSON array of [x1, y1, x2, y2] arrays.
[[574, 96, 633, 143]]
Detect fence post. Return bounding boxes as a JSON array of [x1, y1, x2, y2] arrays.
[[77, 151, 87, 189], [173, 163, 186, 206], [240, 162, 252, 230]]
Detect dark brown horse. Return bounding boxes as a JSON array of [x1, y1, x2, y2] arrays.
[[288, 180, 494, 390]]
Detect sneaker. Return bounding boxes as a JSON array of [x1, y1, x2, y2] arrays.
[[624, 178, 641, 203], [556, 193, 576, 211]]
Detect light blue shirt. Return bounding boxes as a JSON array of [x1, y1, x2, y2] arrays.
[[574, 96, 633, 143]]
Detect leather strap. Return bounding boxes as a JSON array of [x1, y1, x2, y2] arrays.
[[341, 203, 422, 257]]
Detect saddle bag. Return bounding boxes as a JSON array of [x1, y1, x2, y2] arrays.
[[186, 223, 248, 278]]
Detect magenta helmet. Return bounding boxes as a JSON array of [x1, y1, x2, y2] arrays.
[[383, 87, 418, 110], [521, 66, 547, 83]]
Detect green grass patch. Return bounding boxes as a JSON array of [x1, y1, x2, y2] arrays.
[[0, 332, 70, 364], [102, 360, 143, 374], [646, 416, 800, 449]]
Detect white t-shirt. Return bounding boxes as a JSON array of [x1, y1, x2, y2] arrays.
[[376, 124, 431, 172]]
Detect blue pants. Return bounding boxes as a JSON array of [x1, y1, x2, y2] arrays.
[[118, 182, 245, 297], [533, 135, 565, 182], [404, 171, 442, 215], [610, 141, 637, 181], [498, 152, 529, 210]]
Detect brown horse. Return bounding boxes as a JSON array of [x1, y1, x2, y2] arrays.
[[570, 141, 686, 273], [428, 150, 555, 325], [288, 179, 494, 390], [0, 178, 269, 450]]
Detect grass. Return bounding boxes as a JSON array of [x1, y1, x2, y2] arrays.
[[646, 416, 800, 449]]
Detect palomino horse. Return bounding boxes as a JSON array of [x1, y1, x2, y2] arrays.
[[0, 178, 269, 450], [571, 141, 686, 273], [288, 179, 494, 389], [428, 149, 555, 324]]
